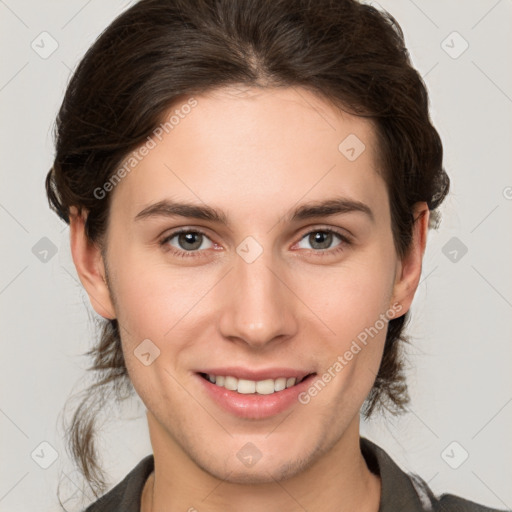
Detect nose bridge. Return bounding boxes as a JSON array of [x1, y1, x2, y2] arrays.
[[218, 239, 296, 346]]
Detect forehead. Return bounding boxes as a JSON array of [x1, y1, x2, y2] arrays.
[[110, 86, 387, 223]]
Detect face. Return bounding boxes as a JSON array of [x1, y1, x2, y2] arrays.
[[74, 86, 426, 484]]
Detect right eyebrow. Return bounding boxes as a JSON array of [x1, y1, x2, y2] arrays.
[[134, 199, 229, 225]]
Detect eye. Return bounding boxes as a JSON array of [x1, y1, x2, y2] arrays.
[[159, 227, 351, 259], [160, 229, 214, 256], [295, 228, 351, 254]]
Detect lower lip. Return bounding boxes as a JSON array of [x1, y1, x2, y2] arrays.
[[195, 373, 317, 419]]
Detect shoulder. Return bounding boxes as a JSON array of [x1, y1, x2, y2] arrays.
[[360, 437, 505, 512], [435, 494, 506, 512], [408, 471, 505, 512], [83, 454, 154, 512]]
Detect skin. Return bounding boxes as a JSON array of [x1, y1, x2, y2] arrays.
[[69, 86, 429, 512]]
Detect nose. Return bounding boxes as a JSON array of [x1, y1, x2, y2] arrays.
[[217, 245, 298, 349]]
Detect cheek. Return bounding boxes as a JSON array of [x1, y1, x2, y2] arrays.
[[109, 248, 209, 338], [109, 251, 223, 394], [293, 247, 397, 393], [297, 255, 395, 339]]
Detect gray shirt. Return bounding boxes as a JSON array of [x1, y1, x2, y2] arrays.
[[84, 436, 504, 511]]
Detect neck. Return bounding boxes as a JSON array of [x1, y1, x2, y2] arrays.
[[141, 413, 380, 512]]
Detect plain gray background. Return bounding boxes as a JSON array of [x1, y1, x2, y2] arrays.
[[1, 1, 511, 511]]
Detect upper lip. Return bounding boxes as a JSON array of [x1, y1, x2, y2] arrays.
[[196, 367, 315, 382]]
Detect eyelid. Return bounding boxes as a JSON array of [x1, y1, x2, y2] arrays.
[[295, 224, 353, 242], [292, 226, 352, 253], [159, 227, 216, 252]]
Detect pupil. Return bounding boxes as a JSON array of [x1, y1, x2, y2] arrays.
[[311, 231, 331, 250], [179, 232, 202, 250]]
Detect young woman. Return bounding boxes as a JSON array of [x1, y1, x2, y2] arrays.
[[45, 0, 504, 511]]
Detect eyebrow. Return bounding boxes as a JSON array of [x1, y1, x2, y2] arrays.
[[134, 197, 375, 225]]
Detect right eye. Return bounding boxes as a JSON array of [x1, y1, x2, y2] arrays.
[[160, 229, 215, 257]]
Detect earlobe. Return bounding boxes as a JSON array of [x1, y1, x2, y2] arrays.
[[390, 202, 430, 314], [68, 207, 116, 320]]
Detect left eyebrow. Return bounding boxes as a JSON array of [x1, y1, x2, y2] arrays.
[[133, 196, 375, 225], [287, 197, 375, 224]]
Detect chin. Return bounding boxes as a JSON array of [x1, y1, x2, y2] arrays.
[[196, 448, 317, 485], [205, 462, 299, 485]]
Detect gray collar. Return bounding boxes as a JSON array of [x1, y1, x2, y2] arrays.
[[360, 436, 436, 511]]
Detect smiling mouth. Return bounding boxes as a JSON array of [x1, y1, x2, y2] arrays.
[[198, 372, 316, 395]]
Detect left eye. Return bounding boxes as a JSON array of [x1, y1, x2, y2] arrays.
[[296, 230, 345, 251]]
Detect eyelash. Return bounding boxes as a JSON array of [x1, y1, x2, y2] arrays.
[[159, 227, 352, 259]]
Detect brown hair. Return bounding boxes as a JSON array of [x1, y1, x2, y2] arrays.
[[46, 0, 449, 505]]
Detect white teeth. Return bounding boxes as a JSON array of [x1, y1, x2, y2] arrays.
[[237, 379, 256, 394], [224, 376, 238, 391], [286, 377, 296, 388], [274, 377, 287, 391], [207, 374, 302, 394], [255, 379, 275, 395]]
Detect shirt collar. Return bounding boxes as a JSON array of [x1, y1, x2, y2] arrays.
[[360, 436, 434, 511]]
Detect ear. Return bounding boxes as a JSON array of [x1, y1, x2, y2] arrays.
[[69, 207, 116, 319], [390, 202, 430, 315]]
